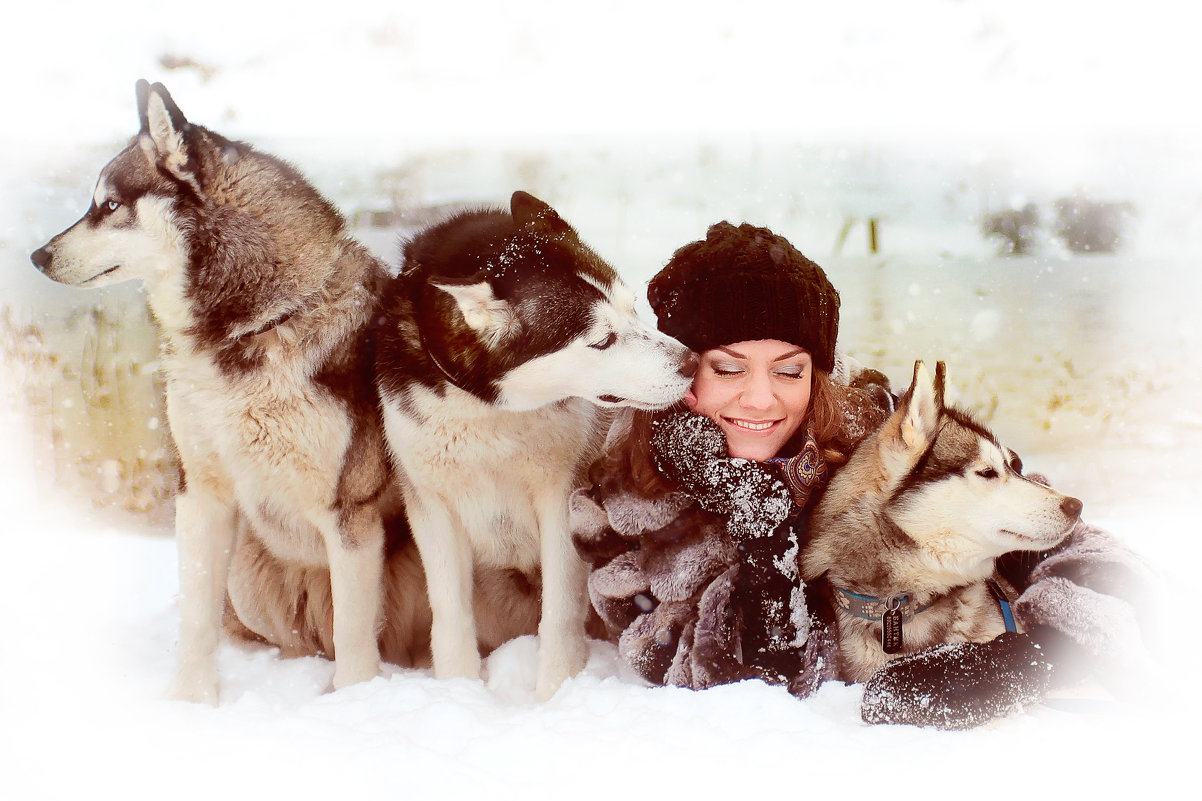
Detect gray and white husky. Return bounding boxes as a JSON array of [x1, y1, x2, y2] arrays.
[[800, 361, 1083, 682], [376, 192, 696, 698], [31, 80, 400, 703]]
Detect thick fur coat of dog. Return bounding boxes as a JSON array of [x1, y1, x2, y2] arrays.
[[376, 192, 696, 698], [800, 361, 1083, 682], [31, 81, 400, 703]]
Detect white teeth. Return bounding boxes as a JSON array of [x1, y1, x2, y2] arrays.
[[730, 419, 775, 431]]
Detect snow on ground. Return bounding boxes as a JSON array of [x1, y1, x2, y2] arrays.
[[2, 497, 1197, 800], [4, 2, 1202, 798]]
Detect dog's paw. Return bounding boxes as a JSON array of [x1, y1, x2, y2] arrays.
[[534, 668, 570, 702], [535, 641, 588, 701], [434, 652, 483, 682], [332, 657, 381, 690], [169, 665, 220, 705]]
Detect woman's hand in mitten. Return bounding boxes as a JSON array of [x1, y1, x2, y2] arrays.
[[860, 632, 1055, 729], [650, 411, 790, 541]]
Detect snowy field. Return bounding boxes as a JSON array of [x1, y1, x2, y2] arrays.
[[3, 2, 1202, 798]]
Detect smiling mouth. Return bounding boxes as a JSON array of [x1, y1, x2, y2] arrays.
[[723, 417, 781, 433], [83, 265, 122, 284]]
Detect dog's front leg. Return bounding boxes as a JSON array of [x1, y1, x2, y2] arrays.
[[534, 488, 589, 700], [406, 493, 481, 680], [320, 504, 384, 690], [171, 487, 238, 704]]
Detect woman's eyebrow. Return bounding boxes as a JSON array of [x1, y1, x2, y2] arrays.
[[714, 346, 809, 361]]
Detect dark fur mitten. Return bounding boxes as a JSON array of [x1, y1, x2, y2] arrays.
[[860, 632, 1054, 729], [650, 411, 792, 541], [651, 410, 808, 682]]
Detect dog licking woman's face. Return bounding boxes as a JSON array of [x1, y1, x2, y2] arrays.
[[685, 338, 812, 461]]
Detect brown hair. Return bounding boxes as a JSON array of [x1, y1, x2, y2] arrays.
[[590, 367, 855, 499]]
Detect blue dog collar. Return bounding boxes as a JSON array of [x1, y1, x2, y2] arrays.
[[834, 579, 1018, 655], [986, 578, 1018, 633], [832, 587, 931, 623]]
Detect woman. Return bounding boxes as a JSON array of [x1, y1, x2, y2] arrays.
[[572, 221, 1153, 727]]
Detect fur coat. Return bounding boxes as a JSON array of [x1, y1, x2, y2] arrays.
[[571, 356, 892, 695], [571, 358, 1156, 726]]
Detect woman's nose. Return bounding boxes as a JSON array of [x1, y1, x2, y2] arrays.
[[738, 371, 774, 411]]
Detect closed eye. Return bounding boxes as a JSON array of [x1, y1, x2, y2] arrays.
[[976, 467, 999, 479], [711, 362, 745, 376], [589, 332, 617, 350]]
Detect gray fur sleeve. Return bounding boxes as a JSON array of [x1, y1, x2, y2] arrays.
[[570, 488, 612, 549], [1013, 518, 1157, 692], [574, 486, 740, 683]]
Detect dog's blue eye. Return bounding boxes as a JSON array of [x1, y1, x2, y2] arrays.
[[976, 467, 999, 479], [105, 200, 120, 212], [590, 332, 616, 350]]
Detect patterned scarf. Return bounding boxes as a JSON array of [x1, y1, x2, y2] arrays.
[[767, 425, 828, 510]]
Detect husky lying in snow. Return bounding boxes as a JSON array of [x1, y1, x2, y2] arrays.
[[800, 361, 1083, 682], [376, 192, 696, 698], [31, 80, 399, 703]]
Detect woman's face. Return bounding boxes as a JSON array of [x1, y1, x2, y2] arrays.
[[685, 339, 813, 461]]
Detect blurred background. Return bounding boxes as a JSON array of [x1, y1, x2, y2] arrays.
[[2, 1, 1199, 569]]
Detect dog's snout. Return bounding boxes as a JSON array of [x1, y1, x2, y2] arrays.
[[1061, 496, 1083, 519], [679, 351, 699, 379], [31, 246, 51, 270]]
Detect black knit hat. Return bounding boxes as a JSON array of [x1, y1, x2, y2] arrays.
[[647, 222, 840, 372]]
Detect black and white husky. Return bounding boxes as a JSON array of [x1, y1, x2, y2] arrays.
[[800, 361, 1083, 682], [31, 81, 400, 702], [377, 192, 696, 698]]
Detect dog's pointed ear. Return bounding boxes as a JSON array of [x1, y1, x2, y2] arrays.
[[136, 79, 152, 132], [511, 191, 574, 240], [137, 80, 203, 197], [137, 80, 189, 135], [432, 280, 520, 348], [898, 360, 942, 452]]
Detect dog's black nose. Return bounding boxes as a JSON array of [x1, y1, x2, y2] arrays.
[[679, 351, 699, 379], [31, 247, 51, 270], [1061, 496, 1083, 519]]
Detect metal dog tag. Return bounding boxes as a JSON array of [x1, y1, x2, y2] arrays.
[[881, 597, 904, 654]]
